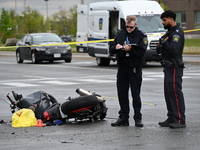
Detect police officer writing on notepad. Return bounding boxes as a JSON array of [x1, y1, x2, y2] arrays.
[[157, 10, 186, 128], [110, 15, 148, 127]]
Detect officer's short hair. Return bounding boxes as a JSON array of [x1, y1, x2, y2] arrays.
[[160, 10, 176, 21], [126, 15, 137, 24]]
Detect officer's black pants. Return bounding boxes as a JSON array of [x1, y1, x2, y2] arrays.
[[117, 64, 142, 120], [164, 66, 185, 124]]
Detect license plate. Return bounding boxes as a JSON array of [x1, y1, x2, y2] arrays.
[[54, 53, 61, 58], [79, 48, 84, 52]]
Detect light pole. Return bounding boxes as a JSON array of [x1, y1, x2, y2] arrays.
[[15, 0, 17, 12], [24, 0, 26, 11], [44, 0, 49, 19], [15, 0, 18, 37]]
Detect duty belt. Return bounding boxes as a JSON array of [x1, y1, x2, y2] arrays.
[[161, 58, 184, 68]]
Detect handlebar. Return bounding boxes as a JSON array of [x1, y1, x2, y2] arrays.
[[6, 93, 16, 106]]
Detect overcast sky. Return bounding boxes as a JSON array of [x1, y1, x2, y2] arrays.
[[0, 0, 112, 18]]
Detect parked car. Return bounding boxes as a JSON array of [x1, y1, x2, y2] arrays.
[[60, 35, 72, 42], [16, 33, 72, 64]]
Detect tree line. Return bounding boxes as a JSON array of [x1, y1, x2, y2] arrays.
[[0, 5, 77, 44]]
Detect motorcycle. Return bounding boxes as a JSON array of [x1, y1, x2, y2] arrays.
[[5, 88, 107, 123]]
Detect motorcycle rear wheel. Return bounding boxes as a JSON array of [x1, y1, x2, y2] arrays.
[[61, 95, 99, 114]]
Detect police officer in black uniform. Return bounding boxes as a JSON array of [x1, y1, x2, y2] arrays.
[[157, 10, 186, 128], [110, 15, 148, 127]]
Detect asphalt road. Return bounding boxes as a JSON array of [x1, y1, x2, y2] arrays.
[[0, 53, 200, 150]]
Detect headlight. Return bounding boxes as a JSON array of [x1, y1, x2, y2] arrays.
[[66, 45, 71, 50], [36, 47, 46, 51]]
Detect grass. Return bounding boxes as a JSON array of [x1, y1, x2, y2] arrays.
[[184, 39, 200, 47], [184, 39, 200, 54], [70, 44, 77, 53], [0, 39, 200, 54]]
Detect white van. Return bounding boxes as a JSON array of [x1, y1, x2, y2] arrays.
[[76, 1, 165, 66]]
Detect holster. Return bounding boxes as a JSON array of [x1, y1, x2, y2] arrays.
[[160, 60, 173, 67], [173, 58, 184, 68]]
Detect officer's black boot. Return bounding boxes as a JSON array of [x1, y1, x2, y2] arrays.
[[158, 118, 173, 127], [111, 117, 129, 127], [135, 119, 144, 127]]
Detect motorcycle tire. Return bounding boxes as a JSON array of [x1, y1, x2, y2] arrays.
[[61, 95, 100, 114], [99, 102, 107, 120], [100, 112, 107, 120]]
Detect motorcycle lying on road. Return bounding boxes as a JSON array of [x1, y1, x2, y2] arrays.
[[5, 88, 107, 123]]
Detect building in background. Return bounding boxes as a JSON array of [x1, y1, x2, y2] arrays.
[[162, 0, 200, 38]]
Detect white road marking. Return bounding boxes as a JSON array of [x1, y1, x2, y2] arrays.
[[0, 70, 198, 88], [143, 78, 156, 81], [2, 83, 38, 87], [77, 79, 115, 83], [39, 80, 78, 85]]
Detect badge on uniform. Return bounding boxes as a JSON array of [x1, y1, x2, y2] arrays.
[[143, 37, 148, 45], [173, 34, 180, 42]]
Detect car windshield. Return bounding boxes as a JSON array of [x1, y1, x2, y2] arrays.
[[136, 14, 166, 33], [33, 34, 62, 43]]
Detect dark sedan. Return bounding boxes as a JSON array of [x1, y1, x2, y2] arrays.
[[16, 33, 72, 63]]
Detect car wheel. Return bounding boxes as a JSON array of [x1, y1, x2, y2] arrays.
[[31, 52, 39, 64], [16, 51, 23, 63], [64, 57, 72, 63], [96, 57, 110, 66]]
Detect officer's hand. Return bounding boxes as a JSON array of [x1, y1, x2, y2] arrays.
[[116, 44, 123, 50], [164, 36, 169, 41], [123, 45, 131, 51]]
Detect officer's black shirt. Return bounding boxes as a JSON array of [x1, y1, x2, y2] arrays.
[[161, 25, 184, 61], [110, 27, 148, 68]]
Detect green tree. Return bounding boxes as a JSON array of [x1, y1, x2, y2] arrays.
[[51, 7, 69, 35], [19, 6, 45, 35], [51, 5, 77, 36], [159, 0, 168, 11], [67, 5, 77, 36], [0, 8, 14, 43]]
